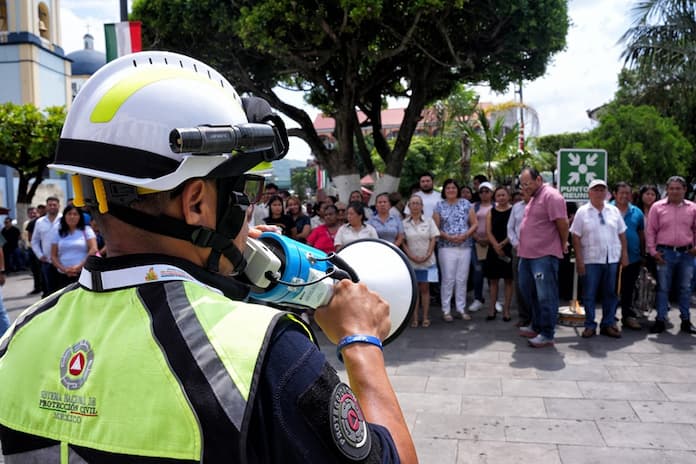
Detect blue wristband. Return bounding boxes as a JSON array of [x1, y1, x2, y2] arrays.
[[336, 335, 383, 363]]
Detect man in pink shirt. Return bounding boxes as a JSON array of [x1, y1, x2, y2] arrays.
[[646, 176, 696, 334], [517, 167, 569, 347]]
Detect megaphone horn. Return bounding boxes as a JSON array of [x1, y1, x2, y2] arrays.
[[243, 233, 417, 345]]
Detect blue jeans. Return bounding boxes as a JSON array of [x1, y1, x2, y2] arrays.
[[656, 248, 693, 321], [581, 263, 619, 330], [518, 256, 560, 339], [0, 287, 8, 337], [470, 249, 485, 302]]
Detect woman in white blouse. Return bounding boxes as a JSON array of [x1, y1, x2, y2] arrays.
[[334, 202, 378, 251], [402, 195, 439, 328]]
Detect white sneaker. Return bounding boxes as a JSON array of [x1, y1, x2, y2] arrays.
[[519, 325, 537, 338], [495, 302, 503, 313], [528, 334, 554, 348], [468, 300, 484, 312]]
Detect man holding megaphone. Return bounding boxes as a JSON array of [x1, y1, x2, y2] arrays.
[[0, 52, 416, 463]]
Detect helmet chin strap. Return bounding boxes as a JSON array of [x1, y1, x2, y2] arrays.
[[106, 203, 247, 275]]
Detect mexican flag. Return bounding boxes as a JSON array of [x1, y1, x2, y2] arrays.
[[104, 21, 142, 62], [316, 167, 329, 190]]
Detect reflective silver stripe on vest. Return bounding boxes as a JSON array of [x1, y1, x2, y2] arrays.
[[164, 282, 247, 429], [5, 444, 88, 464]]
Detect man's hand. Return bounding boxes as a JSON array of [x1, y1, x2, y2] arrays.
[[247, 224, 281, 239], [654, 251, 666, 265], [314, 279, 391, 344], [576, 261, 586, 276]]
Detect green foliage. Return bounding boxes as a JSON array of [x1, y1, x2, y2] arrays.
[[290, 167, 317, 200], [0, 103, 66, 204], [586, 104, 692, 186], [464, 108, 520, 183], [618, 1, 696, 178], [132, 0, 569, 184], [534, 132, 592, 156]]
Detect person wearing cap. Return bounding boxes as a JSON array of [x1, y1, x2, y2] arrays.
[[570, 179, 628, 339], [517, 167, 569, 347], [646, 175, 696, 334], [0, 52, 416, 463], [468, 181, 495, 313]]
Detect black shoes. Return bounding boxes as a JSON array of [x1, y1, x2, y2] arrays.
[[681, 320, 696, 334], [650, 320, 666, 334], [600, 326, 622, 338]]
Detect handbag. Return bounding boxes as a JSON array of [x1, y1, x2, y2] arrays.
[[632, 266, 656, 318]]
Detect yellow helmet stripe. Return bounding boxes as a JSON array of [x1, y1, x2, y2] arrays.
[[249, 162, 273, 172], [90, 68, 237, 123]]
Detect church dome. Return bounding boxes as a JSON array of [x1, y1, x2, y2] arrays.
[[67, 33, 105, 76]]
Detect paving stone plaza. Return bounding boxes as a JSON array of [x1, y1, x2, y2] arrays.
[[4, 272, 696, 463]]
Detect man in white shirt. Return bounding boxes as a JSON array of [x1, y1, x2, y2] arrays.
[[250, 182, 278, 227], [507, 189, 530, 326], [570, 179, 628, 339], [404, 173, 440, 219], [30, 196, 61, 296]]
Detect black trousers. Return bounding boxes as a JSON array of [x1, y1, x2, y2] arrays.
[[27, 248, 41, 292], [619, 261, 641, 319]]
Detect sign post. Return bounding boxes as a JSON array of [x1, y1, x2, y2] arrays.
[[556, 148, 607, 325], [557, 148, 608, 202]]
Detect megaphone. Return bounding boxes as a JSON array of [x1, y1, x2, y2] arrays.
[[243, 232, 417, 345]]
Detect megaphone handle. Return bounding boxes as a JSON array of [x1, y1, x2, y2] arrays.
[[329, 254, 359, 282]]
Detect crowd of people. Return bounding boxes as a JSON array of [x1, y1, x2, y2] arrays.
[[3, 170, 695, 348], [1, 197, 102, 298], [245, 169, 696, 349]]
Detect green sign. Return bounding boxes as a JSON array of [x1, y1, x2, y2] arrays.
[[557, 148, 607, 201]]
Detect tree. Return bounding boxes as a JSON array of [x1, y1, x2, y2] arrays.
[[463, 108, 519, 184], [534, 132, 592, 157], [0, 103, 66, 220], [618, 0, 696, 170], [290, 166, 317, 201], [132, 0, 569, 200], [435, 84, 480, 181], [586, 104, 692, 187]]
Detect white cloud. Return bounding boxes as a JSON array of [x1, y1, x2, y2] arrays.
[[476, 0, 637, 136], [60, 1, 132, 54]]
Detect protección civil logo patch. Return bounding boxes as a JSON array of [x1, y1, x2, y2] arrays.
[[330, 382, 371, 460], [60, 340, 94, 390]]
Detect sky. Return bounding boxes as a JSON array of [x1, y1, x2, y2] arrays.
[[60, 0, 639, 159]]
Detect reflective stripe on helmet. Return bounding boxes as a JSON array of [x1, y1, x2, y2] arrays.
[[90, 67, 237, 123]]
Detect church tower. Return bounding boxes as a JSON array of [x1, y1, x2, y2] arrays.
[[0, 0, 71, 107]]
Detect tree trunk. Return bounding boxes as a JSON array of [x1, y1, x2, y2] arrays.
[[371, 173, 400, 205], [332, 174, 361, 204]]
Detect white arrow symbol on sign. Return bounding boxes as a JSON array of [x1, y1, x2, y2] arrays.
[[568, 154, 581, 166], [568, 172, 580, 185], [585, 172, 597, 183], [586, 154, 598, 166]]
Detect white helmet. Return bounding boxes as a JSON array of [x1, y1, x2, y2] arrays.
[[52, 51, 282, 192], [53, 51, 287, 275]]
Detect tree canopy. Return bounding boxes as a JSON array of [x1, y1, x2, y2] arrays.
[[588, 104, 692, 187], [132, 0, 568, 199], [0, 103, 66, 207], [617, 0, 696, 177]]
